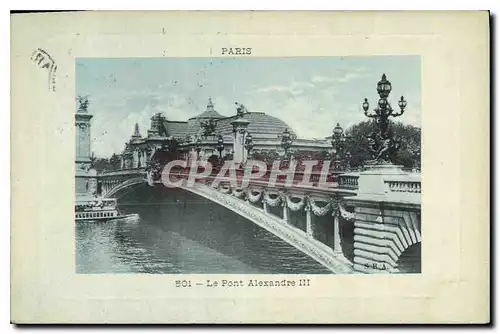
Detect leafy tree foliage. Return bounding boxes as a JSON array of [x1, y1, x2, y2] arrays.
[[108, 153, 121, 170], [92, 153, 122, 172], [344, 120, 421, 169]]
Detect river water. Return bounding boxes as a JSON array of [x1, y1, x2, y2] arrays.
[[75, 184, 332, 274]]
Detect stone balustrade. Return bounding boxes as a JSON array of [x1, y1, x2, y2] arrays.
[[382, 174, 421, 204], [385, 180, 421, 193], [338, 170, 421, 199], [338, 174, 360, 190]]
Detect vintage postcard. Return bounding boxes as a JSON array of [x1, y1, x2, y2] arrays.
[[11, 11, 489, 323]]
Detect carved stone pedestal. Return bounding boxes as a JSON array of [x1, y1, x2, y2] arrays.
[[346, 163, 421, 274], [357, 164, 405, 199]]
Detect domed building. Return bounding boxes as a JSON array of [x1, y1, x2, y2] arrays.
[[120, 98, 331, 168]]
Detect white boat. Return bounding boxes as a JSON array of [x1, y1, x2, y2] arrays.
[[75, 197, 139, 223]]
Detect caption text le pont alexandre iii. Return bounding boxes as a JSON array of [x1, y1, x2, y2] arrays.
[[175, 278, 311, 289]]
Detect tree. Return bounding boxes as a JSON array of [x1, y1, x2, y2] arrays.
[[92, 153, 123, 172], [344, 120, 421, 169], [92, 157, 110, 172], [109, 153, 121, 170]]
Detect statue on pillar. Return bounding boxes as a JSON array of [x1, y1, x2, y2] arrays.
[[77, 95, 90, 113], [366, 131, 401, 165], [235, 102, 248, 118]]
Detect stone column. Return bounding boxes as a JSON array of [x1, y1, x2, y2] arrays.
[[305, 203, 313, 238], [282, 200, 289, 223], [234, 131, 244, 163], [243, 134, 249, 162], [231, 118, 250, 164], [262, 198, 268, 213], [133, 150, 139, 168], [333, 212, 342, 254], [87, 124, 91, 159]]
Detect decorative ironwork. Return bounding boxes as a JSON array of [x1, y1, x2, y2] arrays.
[[345, 150, 352, 170], [330, 122, 349, 171], [244, 132, 254, 155], [278, 128, 296, 160], [216, 134, 225, 159], [194, 136, 202, 160], [362, 74, 407, 164], [186, 182, 353, 273]]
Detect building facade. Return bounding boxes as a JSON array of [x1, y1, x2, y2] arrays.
[[119, 98, 331, 168]]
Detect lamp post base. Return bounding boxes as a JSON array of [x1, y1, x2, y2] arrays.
[[358, 163, 406, 197], [363, 163, 404, 172]]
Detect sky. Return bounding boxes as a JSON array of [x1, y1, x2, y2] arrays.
[[76, 56, 421, 158]]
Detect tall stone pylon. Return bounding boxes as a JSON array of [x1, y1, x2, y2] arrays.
[[231, 117, 250, 164], [75, 96, 95, 195]]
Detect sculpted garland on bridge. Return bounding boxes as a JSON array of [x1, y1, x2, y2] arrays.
[[75, 58, 421, 275]]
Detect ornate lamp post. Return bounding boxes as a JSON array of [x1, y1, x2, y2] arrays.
[[216, 134, 225, 159], [195, 137, 202, 160], [244, 132, 254, 157], [330, 122, 349, 173], [413, 150, 421, 171], [362, 73, 407, 164], [345, 150, 352, 170], [279, 128, 296, 160], [331, 123, 346, 161]]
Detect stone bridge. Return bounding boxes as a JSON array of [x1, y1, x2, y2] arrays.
[[97, 164, 421, 274]]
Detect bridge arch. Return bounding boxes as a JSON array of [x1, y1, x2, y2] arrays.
[[103, 177, 147, 199], [396, 242, 421, 273], [351, 206, 421, 274], [176, 182, 353, 274], [101, 176, 353, 274]]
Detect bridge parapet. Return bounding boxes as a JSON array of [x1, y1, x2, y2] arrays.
[[338, 167, 420, 201], [384, 176, 421, 193]]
